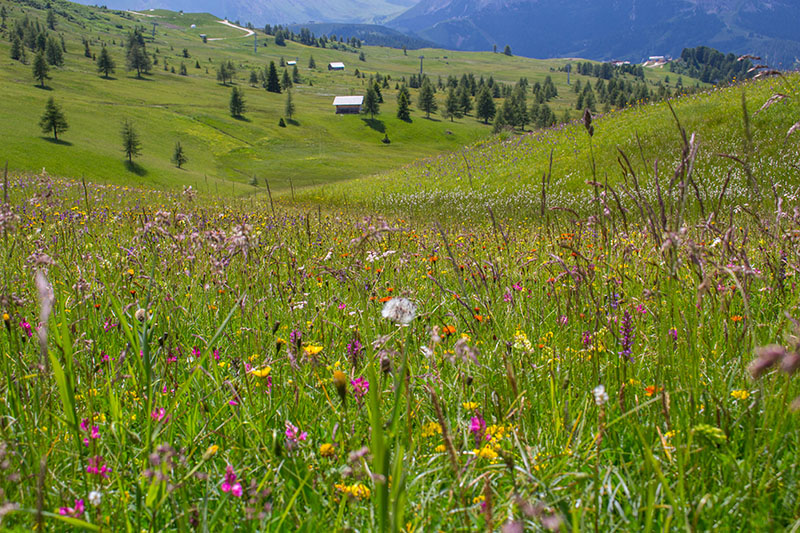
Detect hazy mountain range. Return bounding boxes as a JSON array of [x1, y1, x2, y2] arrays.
[[76, 0, 800, 66], [82, 0, 418, 25]]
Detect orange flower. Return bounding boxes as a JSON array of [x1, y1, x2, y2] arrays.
[[731, 315, 743, 322], [442, 325, 456, 336], [644, 385, 663, 397], [379, 296, 392, 303]]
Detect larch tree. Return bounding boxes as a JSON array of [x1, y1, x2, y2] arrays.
[[32, 51, 50, 88], [121, 120, 141, 163], [39, 97, 69, 141], [97, 46, 115, 78], [417, 78, 437, 118]]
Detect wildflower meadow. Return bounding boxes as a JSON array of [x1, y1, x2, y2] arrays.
[[1, 75, 800, 532]]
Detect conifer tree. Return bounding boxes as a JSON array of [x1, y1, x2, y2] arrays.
[[292, 64, 301, 83], [126, 31, 151, 78], [11, 36, 22, 61], [32, 51, 49, 88], [475, 85, 496, 124], [39, 97, 69, 141], [417, 78, 437, 118], [444, 86, 462, 122], [396, 85, 411, 121], [363, 85, 380, 119], [45, 37, 63, 66], [229, 87, 246, 118], [172, 141, 187, 168], [458, 86, 472, 115], [266, 61, 281, 93], [308, 56, 316, 69], [249, 70, 258, 86], [284, 89, 295, 120], [281, 68, 292, 90], [97, 46, 115, 78], [121, 120, 141, 163]]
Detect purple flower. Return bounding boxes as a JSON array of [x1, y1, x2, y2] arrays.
[[351, 377, 369, 404], [59, 498, 85, 518], [668, 328, 678, 341], [221, 465, 243, 497], [619, 310, 634, 361], [86, 456, 111, 478], [20, 320, 33, 338], [470, 416, 487, 445], [285, 421, 307, 451]]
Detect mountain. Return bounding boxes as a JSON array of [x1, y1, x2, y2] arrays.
[[387, 0, 800, 67], [287, 23, 436, 49], [71, 0, 419, 25]]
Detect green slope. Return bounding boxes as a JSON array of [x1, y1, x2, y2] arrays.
[[304, 75, 800, 218], [0, 0, 701, 195]]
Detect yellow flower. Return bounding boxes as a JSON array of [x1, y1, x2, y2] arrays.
[[462, 402, 479, 410], [319, 443, 336, 458], [421, 422, 442, 438], [434, 444, 446, 453], [731, 389, 749, 401], [203, 444, 219, 460], [2, 313, 9, 322], [474, 446, 498, 460], [335, 482, 371, 500], [304, 345, 323, 356], [250, 366, 271, 378]]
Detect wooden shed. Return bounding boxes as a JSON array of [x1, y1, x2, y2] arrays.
[[328, 62, 345, 71], [333, 96, 363, 114]]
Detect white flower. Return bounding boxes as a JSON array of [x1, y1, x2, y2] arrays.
[[592, 385, 609, 406], [381, 297, 417, 325], [88, 490, 102, 507]]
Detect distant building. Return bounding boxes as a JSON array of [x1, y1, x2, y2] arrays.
[[648, 56, 666, 62], [287, 60, 297, 66], [333, 96, 363, 114], [328, 62, 345, 71]]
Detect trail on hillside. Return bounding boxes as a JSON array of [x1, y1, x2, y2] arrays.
[[207, 20, 255, 41]]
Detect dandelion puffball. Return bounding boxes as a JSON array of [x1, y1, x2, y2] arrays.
[[381, 297, 417, 325]]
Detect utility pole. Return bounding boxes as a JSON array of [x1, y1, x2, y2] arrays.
[[151, 21, 158, 38], [566, 63, 571, 85], [419, 55, 424, 75], [254, 33, 257, 54]]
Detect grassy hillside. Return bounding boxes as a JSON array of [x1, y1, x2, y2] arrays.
[[0, 0, 699, 195], [305, 74, 800, 218]]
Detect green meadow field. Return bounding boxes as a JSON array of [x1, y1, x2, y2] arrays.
[[2, 1, 800, 532]]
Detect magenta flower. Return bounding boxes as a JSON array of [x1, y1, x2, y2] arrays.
[[470, 416, 487, 445], [86, 456, 111, 478], [351, 377, 369, 404], [221, 465, 243, 498], [285, 421, 308, 450], [59, 498, 85, 518], [20, 320, 33, 338], [503, 292, 513, 303], [151, 408, 168, 422], [668, 328, 678, 341]]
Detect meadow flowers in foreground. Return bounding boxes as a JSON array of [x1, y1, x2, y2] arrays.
[[1, 80, 800, 530]]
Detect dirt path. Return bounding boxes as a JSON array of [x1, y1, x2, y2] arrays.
[[207, 19, 255, 41]]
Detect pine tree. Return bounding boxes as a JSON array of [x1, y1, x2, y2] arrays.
[[32, 51, 49, 88], [475, 86, 496, 124], [84, 39, 92, 58], [444, 87, 462, 122], [458, 86, 472, 115], [397, 86, 411, 121], [417, 78, 437, 118], [373, 81, 383, 103], [284, 89, 295, 120], [97, 46, 115, 78], [39, 97, 69, 141], [0, 6, 7, 29], [126, 38, 151, 78], [249, 70, 259, 86], [121, 120, 141, 163], [292, 64, 301, 84], [503, 44, 512, 56], [229, 87, 246, 118], [266, 61, 281, 93], [308, 55, 316, 69], [46, 9, 56, 30], [363, 85, 380, 119], [281, 68, 292, 90], [11, 36, 22, 61], [45, 37, 63, 66], [172, 141, 187, 168], [179, 62, 187, 75]]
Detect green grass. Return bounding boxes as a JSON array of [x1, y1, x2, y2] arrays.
[[307, 74, 800, 218], [0, 0, 701, 195]]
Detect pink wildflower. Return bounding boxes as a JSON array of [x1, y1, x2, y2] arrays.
[[351, 377, 369, 404], [221, 465, 243, 498], [59, 498, 85, 518]]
